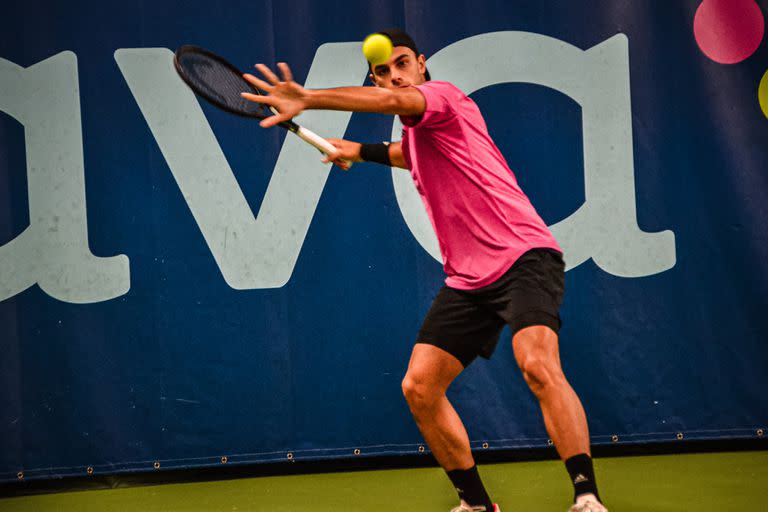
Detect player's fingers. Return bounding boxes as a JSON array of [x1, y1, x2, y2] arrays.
[[259, 118, 277, 128], [322, 154, 349, 170], [277, 62, 293, 82], [255, 63, 280, 85], [243, 73, 272, 92], [259, 112, 291, 128], [240, 92, 270, 103], [322, 156, 340, 165], [322, 148, 340, 162]]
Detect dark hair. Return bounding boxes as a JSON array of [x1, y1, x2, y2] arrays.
[[367, 28, 431, 81]]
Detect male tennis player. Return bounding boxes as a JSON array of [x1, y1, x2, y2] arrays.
[[242, 29, 607, 512]]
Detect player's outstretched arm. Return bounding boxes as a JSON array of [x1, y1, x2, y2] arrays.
[[323, 140, 408, 170], [241, 63, 425, 127]]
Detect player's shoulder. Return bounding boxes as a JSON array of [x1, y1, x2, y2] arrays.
[[419, 80, 463, 94], [415, 80, 468, 105]]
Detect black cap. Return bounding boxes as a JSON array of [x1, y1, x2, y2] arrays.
[[368, 28, 431, 81]]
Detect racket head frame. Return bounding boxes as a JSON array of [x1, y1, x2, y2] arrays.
[[173, 45, 347, 166], [173, 45, 298, 132]]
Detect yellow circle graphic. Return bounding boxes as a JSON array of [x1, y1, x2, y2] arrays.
[[760, 69, 768, 120]]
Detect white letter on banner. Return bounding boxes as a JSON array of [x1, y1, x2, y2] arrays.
[[0, 52, 130, 303], [391, 32, 676, 277], [115, 44, 366, 289]]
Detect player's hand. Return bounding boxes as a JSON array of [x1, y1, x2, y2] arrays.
[[322, 139, 363, 170], [241, 63, 307, 128]]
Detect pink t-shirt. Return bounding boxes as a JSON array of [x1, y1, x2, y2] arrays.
[[400, 80, 562, 290]]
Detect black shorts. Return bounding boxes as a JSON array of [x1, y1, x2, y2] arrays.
[[416, 248, 565, 367]]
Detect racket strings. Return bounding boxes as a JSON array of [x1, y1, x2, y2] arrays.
[[178, 53, 269, 116]]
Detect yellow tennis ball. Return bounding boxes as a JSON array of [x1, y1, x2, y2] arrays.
[[362, 33, 393, 65], [759, 69, 768, 120]]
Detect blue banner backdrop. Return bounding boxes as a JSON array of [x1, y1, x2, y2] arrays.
[[1, 0, 767, 481]]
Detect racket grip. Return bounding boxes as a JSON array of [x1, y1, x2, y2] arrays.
[[295, 126, 352, 169]]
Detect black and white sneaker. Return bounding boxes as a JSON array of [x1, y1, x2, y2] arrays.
[[567, 494, 607, 512], [450, 503, 500, 512]]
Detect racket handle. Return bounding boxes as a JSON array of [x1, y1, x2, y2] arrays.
[[295, 126, 352, 169]]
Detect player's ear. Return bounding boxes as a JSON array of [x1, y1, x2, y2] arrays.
[[417, 54, 426, 75], [369, 73, 380, 87]]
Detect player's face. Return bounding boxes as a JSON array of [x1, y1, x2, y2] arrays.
[[370, 47, 427, 89]]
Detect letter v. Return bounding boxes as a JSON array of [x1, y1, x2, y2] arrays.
[[115, 43, 366, 289]]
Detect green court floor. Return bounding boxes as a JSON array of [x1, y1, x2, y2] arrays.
[[2, 451, 766, 511]]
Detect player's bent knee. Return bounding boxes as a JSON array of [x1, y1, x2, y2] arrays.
[[519, 357, 563, 396], [401, 374, 439, 411]]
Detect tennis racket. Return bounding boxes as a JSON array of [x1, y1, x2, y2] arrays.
[[173, 45, 347, 166]]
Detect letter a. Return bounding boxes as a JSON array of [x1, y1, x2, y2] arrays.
[[392, 32, 675, 277], [0, 52, 130, 303]]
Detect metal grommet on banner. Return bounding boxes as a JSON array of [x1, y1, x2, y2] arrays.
[[418, 445, 425, 453], [757, 428, 764, 438], [353, 449, 361, 456], [547, 439, 553, 446], [676, 432, 684, 440], [220, 456, 228, 464], [16, 471, 23, 481], [153, 461, 161, 469], [286, 452, 294, 460], [611, 435, 619, 443], [481, 442, 489, 449], [86, 466, 94, 476]]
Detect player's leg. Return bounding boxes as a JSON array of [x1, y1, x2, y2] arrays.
[[402, 343, 497, 512], [405, 286, 504, 511], [401, 343, 472, 470], [474, 249, 606, 510], [512, 325, 589, 459], [512, 325, 605, 511]]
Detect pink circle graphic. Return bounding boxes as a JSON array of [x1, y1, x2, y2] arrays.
[[694, 0, 765, 64]]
